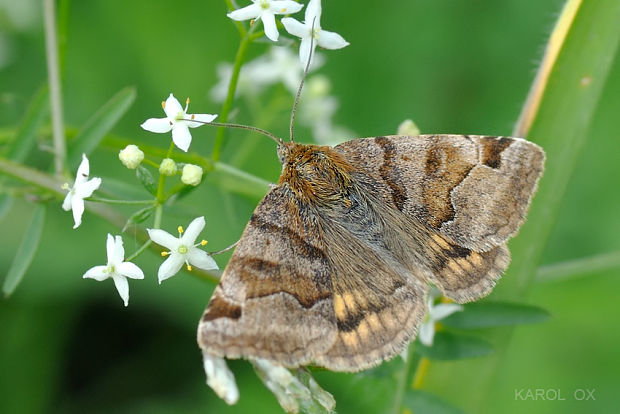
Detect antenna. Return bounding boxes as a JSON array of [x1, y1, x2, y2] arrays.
[[289, 17, 317, 143], [183, 119, 282, 145]]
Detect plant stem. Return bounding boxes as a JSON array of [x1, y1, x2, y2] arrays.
[[536, 251, 620, 282], [43, 0, 66, 176], [390, 343, 417, 414], [211, 25, 257, 161], [85, 197, 156, 206]]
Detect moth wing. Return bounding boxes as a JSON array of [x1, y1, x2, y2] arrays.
[[315, 204, 427, 371], [335, 134, 545, 252], [197, 186, 337, 368]]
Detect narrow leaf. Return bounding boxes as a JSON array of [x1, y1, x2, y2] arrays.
[[442, 302, 550, 329], [0, 194, 13, 222], [67, 86, 136, 168], [403, 390, 466, 414], [122, 206, 154, 232], [7, 85, 50, 162], [135, 165, 157, 196], [3, 204, 46, 297], [417, 332, 493, 360]]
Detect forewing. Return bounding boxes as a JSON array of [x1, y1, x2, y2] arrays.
[[198, 186, 337, 368], [335, 134, 545, 252]]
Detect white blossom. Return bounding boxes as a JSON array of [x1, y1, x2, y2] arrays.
[[147, 216, 218, 283], [281, 0, 349, 67], [419, 289, 463, 346], [61, 153, 101, 229], [83, 234, 144, 307], [141, 94, 217, 152], [227, 0, 304, 42]]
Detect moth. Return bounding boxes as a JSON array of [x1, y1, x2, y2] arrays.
[[197, 133, 545, 371]]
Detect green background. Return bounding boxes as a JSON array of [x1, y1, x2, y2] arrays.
[[1, 0, 618, 413]]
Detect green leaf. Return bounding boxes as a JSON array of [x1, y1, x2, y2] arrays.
[[135, 165, 157, 196], [122, 206, 154, 232], [403, 390, 466, 414], [3, 204, 46, 297], [0, 194, 13, 222], [442, 301, 550, 329], [67, 86, 136, 169], [417, 332, 493, 360], [7, 85, 49, 163]]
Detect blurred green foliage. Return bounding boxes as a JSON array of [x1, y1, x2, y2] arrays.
[[0, 0, 619, 413]]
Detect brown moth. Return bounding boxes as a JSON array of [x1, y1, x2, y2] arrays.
[[197, 134, 544, 371]]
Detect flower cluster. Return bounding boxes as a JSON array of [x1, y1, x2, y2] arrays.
[[228, 0, 349, 67]]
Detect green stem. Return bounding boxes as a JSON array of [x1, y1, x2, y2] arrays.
[[211, 25, 257, 161], [43, 0, 66, 175], [85, 197, 156, 206], [391, 343, 418, 414], [142, 158, 160, 169], [536, 251, 620, 282]]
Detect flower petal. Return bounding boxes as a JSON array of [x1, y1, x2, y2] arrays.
[[106, 233, 115, 262], [305, 0, 322, 23], [261, 11, 279, 41], [431, 303, 463, 321], [141, 117, 173, 133], [171, 123, 192, 152], [188, 248, 218, 270], [281, 17, 307, 38], [147, 228, 179, 250], [71, 197, 84, 229], [117, 262, 145, 279], [75, 177, 101, 199], [299, 37, 315, 67], [270, 1, 304, 15], [83, 265, 109, 281], [183, 216, 205, 244], [317, 29, 349, 50], [75, 153, 90, 185], [62, 192, 72, 211], [227, 3, 261, 21], [418, 321, 435, 346], [158, 253, 184, 283], [112, 235, 125, 264], [185, 113, 218, 128], [163, 93, 184, 119], [112, 275, 130, 307]]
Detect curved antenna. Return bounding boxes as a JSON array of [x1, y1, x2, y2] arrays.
[[289, 17, 317, 143], [183, 119, 282, 145]]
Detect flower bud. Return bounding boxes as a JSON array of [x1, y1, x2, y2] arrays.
[[118, 145, 144, 169], [159, 158, 177, 176], [397, 119, 420, 136], [181, 164, 203, 186]]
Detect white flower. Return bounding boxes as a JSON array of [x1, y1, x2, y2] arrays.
[[118, 144, 144, 169], [281, 0, 349, 67], [227, 0, 304, 42], [147, 216, 218, 283], [62, 153, 102, 229], [159, 158, 177, 176], [202, 352, 239, 405], [181, 164, 203, 186], [141, 94, 218, 152], [419, 289, 463, 346], [83, 234, 145, 307]]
